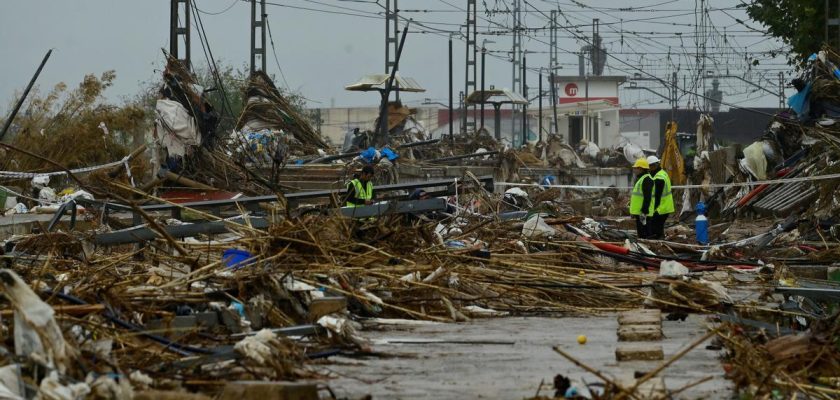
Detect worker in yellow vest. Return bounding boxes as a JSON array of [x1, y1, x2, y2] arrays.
[[646, 155, 674, 239], [345, 165, 375, 207], [629, 158, 654, 239]]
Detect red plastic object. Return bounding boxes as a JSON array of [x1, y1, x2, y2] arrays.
[[589, 240, 630, 255]]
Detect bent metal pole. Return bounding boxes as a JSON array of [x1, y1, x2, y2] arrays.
[[0, 49, 53, 141]]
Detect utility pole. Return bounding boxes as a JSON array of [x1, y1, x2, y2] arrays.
[[449, 35, 454, 142], [538, 69, 543, 142], [550, 10, 558, 135], [375, 24, 409, 144], [511, 0, 523, 141], [480, 38, 495, 133], [697, 0, 708, 112], [585, 73, 590, 143], [591, 19, 603, 76], [550, 71, 558, 137], [459, 91, 465, 136], [481, 46, 487, 131], [169, 0, 191, 70], [778, 71, 785, 109], [671, 71, 678, 120], [522, 56, 528, 147], [250, 0, 267, 74], [465, 0, 477, 133], [385, 0, 399, 100], [550, 11, 558, 70]]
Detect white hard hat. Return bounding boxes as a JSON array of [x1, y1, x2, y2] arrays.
[[646, 155, 661, 165]]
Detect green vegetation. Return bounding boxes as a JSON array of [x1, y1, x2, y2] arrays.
[[743, 0, 827, 64]]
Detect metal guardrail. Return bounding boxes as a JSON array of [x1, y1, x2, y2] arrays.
[[775, 287, 840, 302], [94, 198, 449, 245], [73, 176, 493, 226]]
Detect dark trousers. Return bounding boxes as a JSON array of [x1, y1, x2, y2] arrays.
[[635, 215, 650, 239], [649, 213, 669, 239]]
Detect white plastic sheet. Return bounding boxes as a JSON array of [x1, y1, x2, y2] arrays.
[[155, 99, 200, 157], [659, 260, 689, 277], [522, 213, 556, 238], [0, 269, 73, 374]]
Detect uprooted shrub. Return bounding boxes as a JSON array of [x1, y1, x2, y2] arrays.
[[1, 71, 148, 182]]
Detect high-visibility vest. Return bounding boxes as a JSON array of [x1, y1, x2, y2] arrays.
[[652, 169, 675, 214], [346, 179, 373, 207], [629, 173, 654, 216]]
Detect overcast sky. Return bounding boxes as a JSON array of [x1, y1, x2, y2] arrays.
[[1, 0, 793, 113]]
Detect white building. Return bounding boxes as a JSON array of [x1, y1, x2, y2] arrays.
[[547, 75, 626, 148]]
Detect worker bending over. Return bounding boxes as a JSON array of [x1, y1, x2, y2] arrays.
[[647, 155, 674, 239], [629, 158, 654, 239], [345, 165, 375, 207]]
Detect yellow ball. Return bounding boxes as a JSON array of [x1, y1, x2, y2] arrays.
[[578, 270, 585, 275], [577, 335, 587, 345]]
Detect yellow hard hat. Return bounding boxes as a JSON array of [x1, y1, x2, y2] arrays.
[[632, 158, 649, 169]]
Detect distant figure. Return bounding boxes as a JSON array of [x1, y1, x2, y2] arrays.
[[409, 189, 432, 201], [629, 158, 654, 239], [344, 165, 375, 207], [647, 155, 674, 239]]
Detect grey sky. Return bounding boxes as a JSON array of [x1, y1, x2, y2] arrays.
[[1, 0, 791, 114]]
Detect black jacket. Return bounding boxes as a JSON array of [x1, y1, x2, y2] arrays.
[[650, 167, 665, 211], [636, 173, 654, 215]]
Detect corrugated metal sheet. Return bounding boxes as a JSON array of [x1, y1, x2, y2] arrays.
[[752, 179, 817, 215], [750, 160, 821, 215], [345, 74, 425, 92]]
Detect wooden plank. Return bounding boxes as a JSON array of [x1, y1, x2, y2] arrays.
[[0, 304, 104, 317]]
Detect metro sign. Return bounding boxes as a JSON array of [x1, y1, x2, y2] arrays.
[[564, 83, 579, 96]]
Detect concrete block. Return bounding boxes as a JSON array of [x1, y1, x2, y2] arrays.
[[170, 315, 198, 332], [616, 344, 664, 361], [219, 308, 243, 334], [218, 381, 318, 400], [308, 296, 347, 321], [194, 312, 219, 328], [617, 309, 662, 327], [617, 325, 663, 342]]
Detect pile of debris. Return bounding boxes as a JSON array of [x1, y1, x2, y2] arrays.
[[718, 315, 840, 398], [699, 47, 840, 222], [145, 57, 339, 195], [232, 70, 329, 162], [0, 179, 665, 397]]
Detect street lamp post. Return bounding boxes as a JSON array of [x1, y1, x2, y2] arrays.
[[544, 65, 562, 139], [480, 39, 495, 133], [481, 48, 486, 131], [448, 34, 454, 143], [538, 69, 543, 142], [522, 56, 527, 147]]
